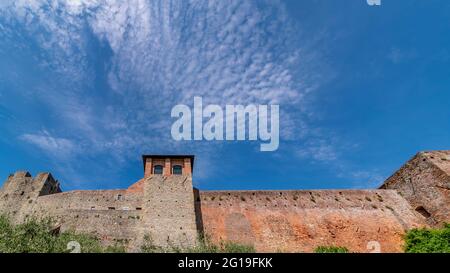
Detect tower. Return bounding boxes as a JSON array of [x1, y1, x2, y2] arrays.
[[380, 151, 450, 226], [0, 171, 61, 223], [140, 155, 198, 249]]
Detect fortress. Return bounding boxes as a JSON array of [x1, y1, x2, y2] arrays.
[[0, 151, 449, 252]]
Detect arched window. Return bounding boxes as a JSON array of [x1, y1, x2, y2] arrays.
[[153, 165, 163, 175], [172, 165, 182, 175]]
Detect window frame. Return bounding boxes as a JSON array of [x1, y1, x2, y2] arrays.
[[172, 165, 183, 175], [153, 165, 164, 175]]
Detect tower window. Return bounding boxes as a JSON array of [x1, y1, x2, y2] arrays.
[[172, 165, 182, 175], [153, 165, 163, 175]]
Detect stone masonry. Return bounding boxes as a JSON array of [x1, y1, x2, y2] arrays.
[[0, 151, 449, 252]]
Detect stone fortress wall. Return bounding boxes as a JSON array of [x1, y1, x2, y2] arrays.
[[0, 171, 144, 246], [197, 189, 425, 252], [0, 151, 449, 252]]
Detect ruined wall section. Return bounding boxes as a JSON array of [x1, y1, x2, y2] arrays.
[[0, 172, 146, 247], [381, 151, 450, 226], [0, 171, 60, 223], [197, 190, 427, 253], [140, 175, 198, 249]]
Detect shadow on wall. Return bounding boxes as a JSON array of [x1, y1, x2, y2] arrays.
[[193, 188, 204, 236]]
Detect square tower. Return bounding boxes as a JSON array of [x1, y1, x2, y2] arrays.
[[140, 155, 198, 248]]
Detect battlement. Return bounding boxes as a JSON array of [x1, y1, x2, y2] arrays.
[[197, 189, 405, 210]]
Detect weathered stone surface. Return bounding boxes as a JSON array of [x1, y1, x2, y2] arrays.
[[0, 152, 448, 252], [381, 151, 450, 226], [138, 175, 198, 249], [197, 190, 426, 252]]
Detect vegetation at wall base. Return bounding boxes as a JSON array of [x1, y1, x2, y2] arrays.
[[2, 213, 449, 253], [314, 246, 349, 253], [0, 214, 254, 253], [404, 223, 450, 253], [0, 214, 124, 253]]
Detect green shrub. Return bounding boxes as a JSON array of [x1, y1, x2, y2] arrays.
[[314, 246, 349, 253], [0, 214, 124, 253], [1, 215, 253, 253], [404, 223, 450, 253], [0, 216, 60, 253]]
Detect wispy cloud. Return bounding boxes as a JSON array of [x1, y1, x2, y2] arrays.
[[346, 170, 385, 189], [0, 0, 330, 185], [292, 132, 385, 189], [20, 130, 76, 159], [387, 47, 417, 64], [296, 139, 338, 162]]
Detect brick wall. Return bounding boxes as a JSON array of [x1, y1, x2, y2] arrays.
[[197, 190, 427, 252]]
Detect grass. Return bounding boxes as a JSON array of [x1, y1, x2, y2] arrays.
[[314, 246, 349, 253]]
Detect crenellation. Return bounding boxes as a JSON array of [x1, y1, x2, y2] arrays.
[[197, 190, 399, 210]]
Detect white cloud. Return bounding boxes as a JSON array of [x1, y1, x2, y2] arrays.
[[346, 170, 385, 189], [1, 0, 331, 183], [293, 133, 385, 188], [296, 140, 338, 162], [1, 0, 318, 147]]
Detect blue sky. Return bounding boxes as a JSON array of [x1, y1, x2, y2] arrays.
[[1, 0, 449, 191]]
